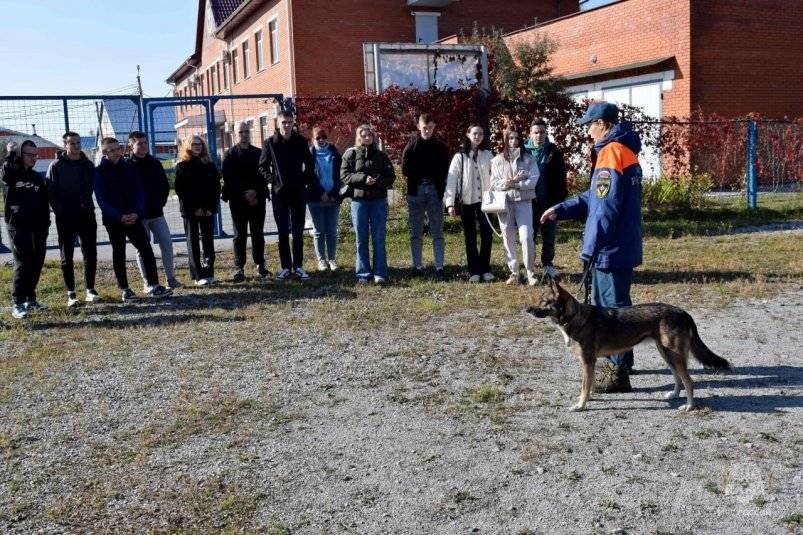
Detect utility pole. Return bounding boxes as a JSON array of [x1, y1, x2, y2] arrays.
[[136, 65, 144, 98]]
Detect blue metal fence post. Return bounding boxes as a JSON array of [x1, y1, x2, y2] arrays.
[[204, 98, 226, 237], [747, 120, 758, 210]]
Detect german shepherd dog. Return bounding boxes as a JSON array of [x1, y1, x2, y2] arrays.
[[526, 279, 730, 412]]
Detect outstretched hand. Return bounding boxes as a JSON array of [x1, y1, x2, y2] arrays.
[[540, 207, 558, 224]]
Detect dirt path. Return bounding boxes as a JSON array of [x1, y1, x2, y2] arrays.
[[1, 288, 801, 534]]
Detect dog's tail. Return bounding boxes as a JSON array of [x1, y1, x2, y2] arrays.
[[689, 324, 730, 370]]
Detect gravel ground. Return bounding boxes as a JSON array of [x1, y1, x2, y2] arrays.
[[1, 283, 801, 534]]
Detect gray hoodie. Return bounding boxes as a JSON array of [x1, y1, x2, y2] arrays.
[[46, 151, 96, 217]]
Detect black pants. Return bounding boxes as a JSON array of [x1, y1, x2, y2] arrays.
[[531, 201, 557, 267], [106, 221, 159, 289], [231, 200, 266, 269], [460, 202, 493, 276], [8, 224, 49, 305], [56, 212, 97, 292], [272, 195, 306, 270], [184, 216, 215, 280]]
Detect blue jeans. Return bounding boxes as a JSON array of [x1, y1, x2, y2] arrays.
[[407, 183, 444, 269], [591, 267, 634, 369], [308, 202, 340, 262], [351, 198, 388, 280]]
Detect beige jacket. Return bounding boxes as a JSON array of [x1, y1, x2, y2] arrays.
[[490, 150, 539, 202], [444, 149, 493, 207]]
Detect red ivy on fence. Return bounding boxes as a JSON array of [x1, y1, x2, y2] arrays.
[[295, 88, 801, 190]]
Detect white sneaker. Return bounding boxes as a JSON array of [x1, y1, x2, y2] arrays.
[[195, 278, 210, 286], [327, 260, 338, 271], [373, 275, 387, 284], [543, 264, 559, 279], [85, 289, 101, 302], [505, 273, 520, 285], [67, 292, 80, 308], [294, 267, 311, 280], [11, 304, 27, 319], [526, 271, 538, 286], [468, 274, 481, 283], [482, 272, 495, 282], [317, 259, 329, 271], [275, 268, 291, 281]]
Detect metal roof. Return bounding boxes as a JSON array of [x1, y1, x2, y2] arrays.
[[102, 99, 176, 144]]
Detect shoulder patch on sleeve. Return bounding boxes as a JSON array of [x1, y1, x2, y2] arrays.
[[595, 171, 611, 198]]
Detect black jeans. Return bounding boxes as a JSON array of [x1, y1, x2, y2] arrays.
[[272, 195, 306, 270], [231, 200, 266, 269], [106, 221, 159, 289], [56, 211, 97, 292], [8, 224, 49, 305], [532, 201, 557, 267], [460, 202, 493, 276], [184, 216, 216, 280]]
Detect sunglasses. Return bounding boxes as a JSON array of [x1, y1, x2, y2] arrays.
[[315, 136, 327, 141]]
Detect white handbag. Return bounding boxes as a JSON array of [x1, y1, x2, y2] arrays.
[[481, 189, 508, 214]]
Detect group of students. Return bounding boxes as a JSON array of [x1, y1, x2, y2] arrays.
[[3, 102, 644, 392]]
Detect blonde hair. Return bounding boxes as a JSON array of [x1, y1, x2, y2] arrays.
[[354, 124, 377, 149], [180, 135, 210, 163]]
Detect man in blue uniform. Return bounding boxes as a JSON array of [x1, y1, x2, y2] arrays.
[[540, 101, 643, 393]]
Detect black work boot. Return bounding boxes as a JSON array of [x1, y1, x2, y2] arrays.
[[594, 363, 633, 393]]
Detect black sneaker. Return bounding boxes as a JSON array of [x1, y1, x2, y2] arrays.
[[232, 269, 246, 283], [256, 264, 271, 278], [121, 288, 138, 302], [148, 285, 173, 298], [435, 269, 447, 282]]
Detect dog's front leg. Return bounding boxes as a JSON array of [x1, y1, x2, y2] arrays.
[[570, 352, 595, 412]]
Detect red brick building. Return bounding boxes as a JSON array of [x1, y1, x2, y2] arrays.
[[505, 0, 803, 121], [166, 0, 578, 149]]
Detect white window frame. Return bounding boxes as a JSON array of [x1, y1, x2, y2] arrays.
[[268, 16, 280, 65], [242, 40, 251, 79], [255, 30, 265, 71]]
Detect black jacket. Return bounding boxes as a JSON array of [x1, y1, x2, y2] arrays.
[[308, 144, 343, 203], [45, 152, 95, 217], [127, 153, 170, 219], [94, 157, 145, 225], [222, 144, 267, 203], [401, 134, 451, 199], [340, 145, 395, 200], [258, 131, 315, 200], [1, 157, 50, 229], [175, 157, 221, 218], [540, 143, 569, 207]]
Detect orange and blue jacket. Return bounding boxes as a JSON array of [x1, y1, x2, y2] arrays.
[[555, 122, 643, 269]]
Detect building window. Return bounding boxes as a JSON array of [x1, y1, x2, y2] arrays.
[[223, 59, 230, 89], [210, 65, 216, 94], [255, 30, 265, 71], [259, 116, 268, 141], [232, 49, 239, 84], [217, 62, 223, 92], [269, 18, 279, 64], [242, 41, 251, 79], [205, 72, 211, 95]]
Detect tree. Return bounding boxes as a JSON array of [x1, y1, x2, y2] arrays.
[[461, 22, 563, 100]]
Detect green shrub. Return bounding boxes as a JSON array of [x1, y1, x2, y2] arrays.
[[642, 173, 713, 211]]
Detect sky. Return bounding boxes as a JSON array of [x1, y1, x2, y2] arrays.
[[0, 0, 197, 97]]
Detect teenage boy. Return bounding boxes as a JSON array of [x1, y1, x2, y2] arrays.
[[258, 111, 315, 280], [401, 113, 451, 280], [94, 137, 171, 301], [46, 132, 100, 306], [127, 131, 181, 290], [524, 118, 568, 278], [223, 124, 269, 282]]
